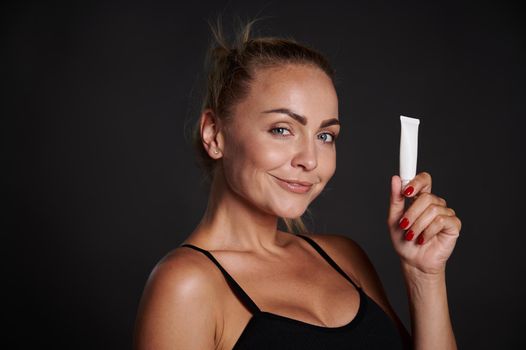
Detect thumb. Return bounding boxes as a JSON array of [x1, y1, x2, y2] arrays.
[[387, 175, 406, 230]]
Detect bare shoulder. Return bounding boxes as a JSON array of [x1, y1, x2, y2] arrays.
[[133, 247, 221, 350], [145, 247, 222, 300]]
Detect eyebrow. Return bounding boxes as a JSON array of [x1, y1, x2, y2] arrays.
[[261, 108, 341, 128]]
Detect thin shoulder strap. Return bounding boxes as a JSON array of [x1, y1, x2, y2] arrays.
[[296, 234, 361, 290], [179, 243, 261, 314]]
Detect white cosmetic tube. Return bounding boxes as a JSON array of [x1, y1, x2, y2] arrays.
[[399, 115, 420, 188]]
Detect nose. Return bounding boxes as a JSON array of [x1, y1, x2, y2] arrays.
[[291, 138, 318, 171]]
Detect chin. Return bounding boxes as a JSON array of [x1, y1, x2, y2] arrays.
[[272, 203, 309, 219], [269, 190, 322, 219]]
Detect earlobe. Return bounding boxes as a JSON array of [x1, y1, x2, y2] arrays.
[[200, 109, 223, 158]]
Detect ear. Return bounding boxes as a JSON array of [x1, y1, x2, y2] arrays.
[[199, 109, 224, 159]]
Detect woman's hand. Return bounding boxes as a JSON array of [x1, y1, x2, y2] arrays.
[[387, 172, 462, 276]]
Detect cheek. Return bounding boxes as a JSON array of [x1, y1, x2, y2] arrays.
[[230, 125, 287, 168], [319, 149, 337, 180], [223, 132, 289, 181], [247, 143, 289, 169]]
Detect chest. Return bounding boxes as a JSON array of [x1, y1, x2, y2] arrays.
[[216, 257, 361, 349]]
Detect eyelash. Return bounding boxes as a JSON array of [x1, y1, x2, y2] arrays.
[[269, 127, 337, 144]]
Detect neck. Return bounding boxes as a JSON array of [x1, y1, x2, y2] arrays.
[[192, 169, 286, 254]]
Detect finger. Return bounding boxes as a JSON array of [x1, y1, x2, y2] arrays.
[[402, 205, 455, 241], [401, 171, 433, 199], [440, 215, 462, 237], [388, 175, 406, 230], [416, 214, 461, 245], [399, 193, 448, 229]]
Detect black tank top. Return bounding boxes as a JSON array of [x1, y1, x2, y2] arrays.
[[180, 234, 405, 349]]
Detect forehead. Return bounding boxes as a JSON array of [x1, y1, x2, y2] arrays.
[[236, 64, 338, 119]]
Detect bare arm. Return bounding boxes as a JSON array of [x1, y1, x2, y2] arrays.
[[133, 250, 217, 350], [401, 263, 456, 350], [387, 173, 461, 349]]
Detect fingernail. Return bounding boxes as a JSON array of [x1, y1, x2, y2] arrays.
[[403, 186, 414, 196], [417, 235, 424, 245], [405, 230, 414, 241], [399, 217, 410, 229]]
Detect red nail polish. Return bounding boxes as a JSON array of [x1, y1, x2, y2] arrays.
[[417, 235, 424, 245], [403, 186, 414, 196], [405, 230, 414, 241], [399, 217, 409, 229], [399, 218, 409, 230]]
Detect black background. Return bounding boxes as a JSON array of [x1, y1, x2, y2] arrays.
[[4, 0, 525, 348]]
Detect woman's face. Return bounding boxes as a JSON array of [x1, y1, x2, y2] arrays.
[[220, 63, 339, 218]]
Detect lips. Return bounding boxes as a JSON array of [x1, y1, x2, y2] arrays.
[[280, 178, 313, 186], [271, 175, 315, 194]]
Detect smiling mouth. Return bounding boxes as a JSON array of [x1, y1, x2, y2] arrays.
[[271, 175, 314, 194]]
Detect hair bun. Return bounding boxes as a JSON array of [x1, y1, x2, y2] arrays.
[[211, 45, 230, 60]]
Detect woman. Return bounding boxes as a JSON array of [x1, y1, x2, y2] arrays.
[[134, 21, 461, 350]]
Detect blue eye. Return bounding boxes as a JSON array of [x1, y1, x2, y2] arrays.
[[318, 132, 336, 144], [269, 128, 337, 144], [269, 127, 292, 136]]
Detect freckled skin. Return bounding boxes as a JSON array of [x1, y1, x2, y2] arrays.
[[220, 64, 340, 218]]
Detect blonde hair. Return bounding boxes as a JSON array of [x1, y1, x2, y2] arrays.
[[192, 18, 335, 234]]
